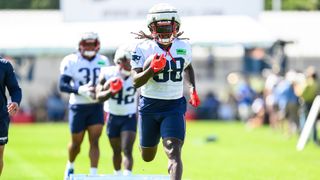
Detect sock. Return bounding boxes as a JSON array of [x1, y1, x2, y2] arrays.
[[67, 161, 74, 169], [90, 167, 98, 175], [123, 169, 132, 176], [114, 170, 122, 175]]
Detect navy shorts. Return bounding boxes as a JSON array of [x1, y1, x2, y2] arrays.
[[69, 103, 104, 133], [106, 113, 137, 138], [0, 114, 10, 145], [138, 96, 186, 147]]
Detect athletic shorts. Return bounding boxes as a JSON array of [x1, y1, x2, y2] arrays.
[[0, 114, 10, 145], [138, 96, 186, 147], [69, 103, 104, 133], [106, 113, 137, 138]]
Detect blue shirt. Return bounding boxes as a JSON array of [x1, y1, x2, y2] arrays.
[[0, 58, 22, 116], [274, 80, 298, 110]]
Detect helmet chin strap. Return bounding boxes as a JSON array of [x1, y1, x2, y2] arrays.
[[164, 47, 176, 63]]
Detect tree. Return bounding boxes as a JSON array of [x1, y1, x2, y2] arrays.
[[265, 0, 319, 11], [0, 0, 59, 9]]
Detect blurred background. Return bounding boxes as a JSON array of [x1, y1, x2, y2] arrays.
[[0, 0, 319, 131], [3, 0, 320, 179]]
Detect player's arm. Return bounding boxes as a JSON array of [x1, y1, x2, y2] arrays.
[[132, 54, 166, 88], [95, 74, 112, 102], [184, 63, 201, 107], [59, 74, 78, 94], [96, 74, 123, 102], [5, 62, 22, 115], [132, 67, 155, 88]]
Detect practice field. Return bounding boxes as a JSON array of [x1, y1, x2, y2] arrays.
[[2, 121, 320, 180]]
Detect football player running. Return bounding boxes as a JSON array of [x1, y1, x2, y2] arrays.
[[96, 46, 137, 176], [59, 32, 110, 179], [131, 3, 200, 180]]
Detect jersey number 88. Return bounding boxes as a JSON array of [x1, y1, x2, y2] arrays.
[[153, 57, 185, 82]]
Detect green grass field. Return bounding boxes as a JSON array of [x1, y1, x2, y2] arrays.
[[2, 121, 320, 180]]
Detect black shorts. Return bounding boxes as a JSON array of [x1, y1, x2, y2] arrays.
[[0, 114, 10, 145], [106, 113, 137, 138]]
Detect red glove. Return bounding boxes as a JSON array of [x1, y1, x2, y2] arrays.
[[109, 77, 123, 95], [150, 54, 166, 73], [189, 89, 200, 107]]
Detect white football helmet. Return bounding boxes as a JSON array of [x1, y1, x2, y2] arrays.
[[79, 32, 100, 58], [114, 47, 132, 77], [147, 3, 180, 45]]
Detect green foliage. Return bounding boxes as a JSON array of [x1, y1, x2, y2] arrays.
[[0, 0, 59, 9], [2, 122, 320, 179], [265, 0, 319, 10]]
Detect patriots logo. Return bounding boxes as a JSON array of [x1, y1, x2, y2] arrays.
[[132, 55, 141, 63]]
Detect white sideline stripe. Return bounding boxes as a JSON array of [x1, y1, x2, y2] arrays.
[[297, 95, 320, 151], [6, 149, 48, 178], [70, 174, 170, 180]]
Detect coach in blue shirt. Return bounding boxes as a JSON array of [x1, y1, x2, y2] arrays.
[[0, 57, 22, 176]]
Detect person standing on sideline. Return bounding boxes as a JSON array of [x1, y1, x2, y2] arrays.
[[0, 57, 22, 176], [96, 46, 137, 176], [59, 32, 110, 179], [131, 3, 200, 180]]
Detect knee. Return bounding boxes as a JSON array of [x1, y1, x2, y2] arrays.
[[70, 142, 81, 151], [123, 148, 132, 157], [141, 150, 156, 162], [140, 146, 157, 162], [89, 138, 99, 148], [142, 155, 155, 162], [113, 149, 121, 156], [163, 139, 181, 159]]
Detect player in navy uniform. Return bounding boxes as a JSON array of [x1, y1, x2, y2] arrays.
[[131, 3, 200, 180], [59, 32, 110, 179], [96, 46, 137, 176], [0, 57, 22, 176]]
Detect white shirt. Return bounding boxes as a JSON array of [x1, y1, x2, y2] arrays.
[[131, 39, 192, 100], [60, 52, 110, 104], [100, 66, 137, 115]]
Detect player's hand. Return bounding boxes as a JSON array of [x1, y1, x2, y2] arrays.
[[189, 88, 200, 108], [108, 77, 123, 95], [150, 54, 166, 73], [78, 84, 95, 100], [7, 102, 19, 116]]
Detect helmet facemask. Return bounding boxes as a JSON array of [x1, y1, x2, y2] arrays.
[[114, 47, 132, 77], [149, 20, 179, 45], [79, 39, 100, 58], [79, 32, 100, 59], [116, 57, 132, 77]]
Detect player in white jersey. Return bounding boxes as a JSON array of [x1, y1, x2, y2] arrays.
[[131, 3, 200, 180], [96, 46, 137, 176], [59, 32, 110, 179]]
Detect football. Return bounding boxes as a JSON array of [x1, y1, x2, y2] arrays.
[[143, 54, 164, 74]]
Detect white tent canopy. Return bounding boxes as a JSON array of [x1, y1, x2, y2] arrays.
[[0, 10, 277, 55]]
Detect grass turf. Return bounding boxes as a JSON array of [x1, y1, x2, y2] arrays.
[[2, 121, 320, 180]]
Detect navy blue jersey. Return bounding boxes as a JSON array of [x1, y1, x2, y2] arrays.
[[0, 58, 22, 116]]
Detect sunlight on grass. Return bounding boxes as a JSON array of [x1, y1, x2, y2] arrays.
[[2, 121, 320, 180]]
